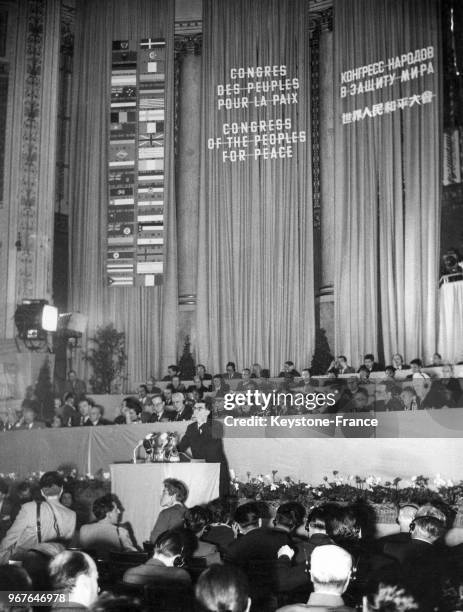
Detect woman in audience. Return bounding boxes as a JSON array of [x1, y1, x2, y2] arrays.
[[207, 375, 230, 399], [250, 363, 263, 379], [183, 506, 221, 565], [392, 354, 410, 370], [80, 493, 136, 554], [51, 414, 63, 428], [384, 365, 396, 380], [196, 564, 251, 612], [188, 375, 209, 399], [203, 498, 235, 552], [400, 386, 420, 411]]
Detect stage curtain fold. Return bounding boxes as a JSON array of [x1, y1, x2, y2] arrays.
[[196, 0, 315, 375], [68, 0, 177, 387], [334, 0, 441, 365]]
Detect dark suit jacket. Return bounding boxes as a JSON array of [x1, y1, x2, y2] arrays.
[[150, 504, 186, 544], [169, 406, 193, 421], [224, 527, 295, 569], [123, 556, 191, 587], [83, 418, 112, 426]]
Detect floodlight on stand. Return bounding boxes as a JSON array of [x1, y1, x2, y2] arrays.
[[14, 299, 57, 351]]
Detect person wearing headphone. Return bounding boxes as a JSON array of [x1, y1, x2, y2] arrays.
[[122, 529, 191, 587]]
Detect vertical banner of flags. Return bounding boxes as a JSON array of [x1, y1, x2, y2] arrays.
[[107, 38, 166, 287]]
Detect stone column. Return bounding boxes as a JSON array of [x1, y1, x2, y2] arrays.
[[1, 0, 61, 338], [175, 35, 202, 355]]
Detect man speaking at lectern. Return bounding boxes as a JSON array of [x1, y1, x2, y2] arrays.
[[177, 402, 230, 498]]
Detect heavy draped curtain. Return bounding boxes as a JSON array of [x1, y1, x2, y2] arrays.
[[196, 0, 315, 375], [334, 0, 441, 365], [68, 0, 177, 387]]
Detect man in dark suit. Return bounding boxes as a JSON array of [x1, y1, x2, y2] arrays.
[[149, 395, 170, 423], [374, 382, 403, 412], [149, 479, 188, 544], [169, 393, 192, 421], [84, 405, 112, 426], [177, 402, 230, 497], [17, 407, 46, 430], [278, 361, 301, 378], [0, 480, 20, 542], [63, 370, 87, 404], [359, 354, 384, 373], [223, 362, 242, 380]]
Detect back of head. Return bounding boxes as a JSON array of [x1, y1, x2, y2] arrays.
[[39, 471, 64, 497], [411, 515, 446, 542], [366, 583, 418, 611], [207, 498, 232, 524], [275, 502, 305, 531], [306, 504, 337, 533], [310, 545, 352, 592], [154, 529, 186, 560], [325, 504, 361, 543], [184, 506, 212, 534], [196, 564, 250, 612], [233, 502, 262, 530], [49, 550, 96, 592], [93, 493, 119, 520], [163, 478, 188, 504], [0, 565, 32, 612]]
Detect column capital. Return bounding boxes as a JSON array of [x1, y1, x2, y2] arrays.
[[174, 33, 202, 59]]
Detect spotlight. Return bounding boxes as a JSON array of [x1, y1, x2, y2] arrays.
[[14, 299, 58, 347]]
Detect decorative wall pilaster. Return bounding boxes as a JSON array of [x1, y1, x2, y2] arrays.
[[1, 0, 61, 338]]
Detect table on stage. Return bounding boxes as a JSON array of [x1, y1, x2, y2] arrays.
[[110, 462, 220, 546]]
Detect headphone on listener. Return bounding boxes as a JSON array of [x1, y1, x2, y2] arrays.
[[173, 544, 185, 567]]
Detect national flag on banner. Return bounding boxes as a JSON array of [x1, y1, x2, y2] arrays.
[[112, 50, 137, 68], [109, 142, 135, 164], [139, 48, 165, 66], [111, 87, 136, 102], [109, 197, 135, 206], [110, 123, 136, 140], [139, 147, 164, 159], [108, 207, 135, 223], [137, 206, 163, 217], [139, 110, 164, 122], [137, 172, 164, 182], [137, 189, 163, 201], [140, 38, 165, 49], [111, 73, 136, 87], [137, 262, 163, 274], [108, 276, 134, 286], [109, 186, 133, 197], [108, 171, 135, 185], [146, 61, 166, 73], [139, 83, 165, 95], [139, 133, 164, 146], [139, 159, 164, 172], [112, 40, 129, 51], [139, 121, 164, 134], [137, 185, 163, 194], [137, 244, 164, 257], [137, 214, 164, 223], [139, 98, 164, 110], [111, 111, 137, 124], [108, 236, 135, 245], [108, 223, 135, 237], [108, 246, 134, 260], [137, 237, 164, 245]]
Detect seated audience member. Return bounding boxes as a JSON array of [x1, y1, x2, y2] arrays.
[[61, 392, 81, 427], [276, 545, 354, 612], [391, 354, 410, 371], [18, 406, 46, 430], [51, 414, 64, 428], [147, 394, 170, 423], [427, 363, 463, 407], [113, 397, 129, 424], [224, 362, 242, 380], [188, 376, 209, 399], [275, 502, 306, 540], [162, 364, 180, 382], [431, 352, 444, 367], [343, 388, 371, 413], [84, 404, 112, 426], [163, 386, 174, 407], [361, 354, 384, 373], [138, 384, 151, 409], [197, 364, 213, 381], [0, 471, 76, 564], [384, 365, 396, 380], [324, 505, 398, 608], [224, 501, 294, 570], [64, 370, 87, 403], [49, 550, 99, 610], [21, 386, 40, 413], [203, 499, 235, 552], [90, 594, 145, 612], [146, 376, 162, 396], [278, 361, 301, 378], [375, 504, 418, 557], [77, 398, 92, 426], [15, 481, 34, 505], [327, 356, 355, 376], [80, 493, 136, 553], [207, 375, 230, 399], [293, 505, 334, 566], [170, 392, 193, 421], [168, 374, 186, 394], [60, 490, 74, 510], [374, 382, 403, 412], [121, 397, 143, 424], [21, 541, 65, 591], [400, 386, 420, 411], [123, 530, 191, 587], [335, 378, 359, 412], [235, 369, 257, 393], [408, 359, 430, 380], [398, 506, 452, 611], [196, 564, 251, 612], [358, 365, 374, 385], [250, 363, 263, 379], [150, 479, 188, 544], [0, 480, 20, 542], [184, 506, 221, 565]]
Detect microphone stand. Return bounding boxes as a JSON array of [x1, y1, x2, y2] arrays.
[[132, 440, 143, 464]]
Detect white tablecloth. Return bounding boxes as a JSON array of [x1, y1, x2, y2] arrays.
[[110, 462, 220, 545]]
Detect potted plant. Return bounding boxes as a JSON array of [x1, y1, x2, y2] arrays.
[[82, 324, 127, 393]]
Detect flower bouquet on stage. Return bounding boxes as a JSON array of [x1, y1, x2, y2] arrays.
[[132, 432, 181, 463]]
